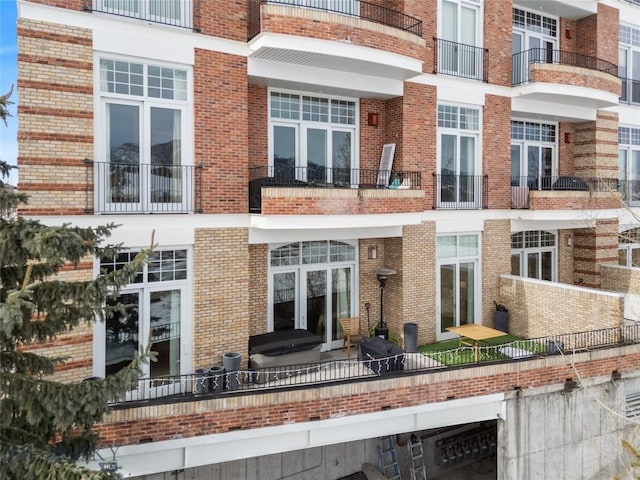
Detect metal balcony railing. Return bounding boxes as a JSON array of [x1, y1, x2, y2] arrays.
[[512, 48, 618, 86], [433, 174, 487, 210], [248, 0, 423, 40], [84, 0, 200, 31], [620, 77, 640, 104], [109, 323, 640, 407], [87, 160, 204, 214], [433, 38, 488, 82]]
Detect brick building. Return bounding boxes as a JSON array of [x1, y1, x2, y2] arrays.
[[13, 0, 640, 478]]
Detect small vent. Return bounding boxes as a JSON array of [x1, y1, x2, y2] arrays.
[[626, 391, 640, 419]]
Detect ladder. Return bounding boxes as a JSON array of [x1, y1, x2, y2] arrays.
[[407, 435, 427, 480], [378, 436, 401, 480]]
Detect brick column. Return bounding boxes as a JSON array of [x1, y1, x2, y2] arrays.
[[574, 111, 619, 180], [573, 218, 619, 289], [482, 220, 512, 327], [193, 228, 250, 369]]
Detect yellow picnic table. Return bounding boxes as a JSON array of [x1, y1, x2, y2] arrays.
[[446, 324, 506, 362]]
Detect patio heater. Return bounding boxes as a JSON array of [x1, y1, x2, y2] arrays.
[[374, 268, 397, 340]]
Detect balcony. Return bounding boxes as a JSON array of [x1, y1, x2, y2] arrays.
[[432, 174, 487, 210], [511, 48, 621, 114], [248, 0, 423, 40], [249, 166, 423, 215], [85, 0, 200, 31], [88, 160, 204, 214], [620, 77, 640, 105], [433, 38, 488, 82], [510, 176, 620, 210], [109, 323, 640, 408]]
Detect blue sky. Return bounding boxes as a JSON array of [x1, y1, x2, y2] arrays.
[[0, 0, 17, 184]]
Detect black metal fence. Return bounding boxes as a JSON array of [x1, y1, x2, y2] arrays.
[[87, 160, 204, 214], [84, 0, 200, 31], [512, 48, 618, 86], [621, 77, 640, 104], [248, 0, 423, 40], [433, 174, 487, 210], [110, 323, 640, 407], [433, 38, 488, 82]]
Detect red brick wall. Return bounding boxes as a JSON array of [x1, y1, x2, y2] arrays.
[[558, 122, 575, 177], [530, 64, 621, 96], [576, 5, 619, 66], [261, 193, 425, 215], [529, 192, 621, 211], [483, 95, 511, 209], [484, 0, 512, 86], [360, 98, 387, 172], [194, 49, 248, 214], [248, 85, 268, 171], [198, 0, 247, 41], [404, 0, 435, 72], [260, 11, 425, 60], [97, 347, 640, 446]]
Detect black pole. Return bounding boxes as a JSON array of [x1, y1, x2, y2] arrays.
[[375, 276, 389, 339], [365, 302, 371, 335]]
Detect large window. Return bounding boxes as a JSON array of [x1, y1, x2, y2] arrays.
[[619, 127, 640, 205], [437, 104, 482, 208], [437, 234, 480, 339], [438, 0, 482, 79], [620, 24, 640, 104], [94, 0, 194, 29], [511, 231, 555, 281], [619, 228, 640, 267], [511, 120, 556, 189], [98, 57, 190, 212], [269, 240, 356, 351], [94, 249, 190, 397], [269, 91, 357, 186], [512, 7, 558, 84]]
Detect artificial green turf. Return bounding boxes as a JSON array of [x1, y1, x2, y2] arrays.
[[417, 334, 546, 365]]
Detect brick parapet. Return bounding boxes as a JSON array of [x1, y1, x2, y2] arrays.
[[601, 264, 640, 295], [530, 64, 621, 96], [97, 345, 640, 446], [528, 191, 621, 211]]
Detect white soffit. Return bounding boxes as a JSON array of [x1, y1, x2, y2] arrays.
[[513, 0, 597, 20], [86, 394, 505, 477], [249, 33, 423, 81], [248, 58, 403, 99], [249, 225, 403, 244], [249, 213, 423, 231], [512, 83, 620, 113], [512, 97, 597, 122]]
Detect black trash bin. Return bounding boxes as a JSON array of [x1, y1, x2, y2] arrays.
[[194, 368, 210, 394], [209, 365, 226, 393], [493, 301, 509, 333], [223, 352, 241, 390], [404, 322, 418, 353]]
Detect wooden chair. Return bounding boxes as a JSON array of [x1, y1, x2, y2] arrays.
[[339, 317, 363, 358]]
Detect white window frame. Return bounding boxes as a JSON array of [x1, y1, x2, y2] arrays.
[[94, 0, 194, 29], [436, 233, 481, 340], [619, 24, 640, 104], [510, 119, 557, 189], [92, 247, 193, 399], [436, 103, 482, 208], [510, 231, 557, 281], [619, 126, 640, 206], [94, 54, 193, 213], [268, 89, 359, 185], [437, 0, 483, 78], [267, 240, 359, 351]]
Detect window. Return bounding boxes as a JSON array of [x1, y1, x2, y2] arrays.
[[269, 91, 357, 186], [95, 249, 190, 397], [98, 57, 190, 213], [511, 120, 556, 189], [619, 228, 640, 267], [512, 7, 558, 84], [438, 0, 483, 79], [269, 241, 356, 351], [511, 231, 555, 281], [437, 234, 480, 339], [94, 0, 194, 29], [619, 126, 640, 205], [437, 104, 482, 208], [620, 25, 640, 104]]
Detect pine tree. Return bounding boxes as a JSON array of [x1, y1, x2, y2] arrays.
[[0, 85, 153, 479]]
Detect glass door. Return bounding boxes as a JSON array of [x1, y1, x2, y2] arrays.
[[272, 124, 299, 181], [332, 129, 353, 187], [272, 270, 298, 331], [439, 134, 477, 208], [305, 127, 328, 184], [437, 262, 476, 340], [332, 267, 353, 349], [149, 106, 185, 210], [303, 269, 326, 339]]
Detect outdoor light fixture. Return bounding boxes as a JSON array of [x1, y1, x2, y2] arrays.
[[374, 268, 397, 340]]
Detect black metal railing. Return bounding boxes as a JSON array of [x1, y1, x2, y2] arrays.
[[84, 0, 200, 31], [620, 77, 640, 104], [109, 323, 640, 407], [250, 165, 421, 212], [433, 174, 487, 210], [87, 160, 204, 214], [433, 38, 488, 82], [248, 0, 423, 40], [512, 48, 618, 86]]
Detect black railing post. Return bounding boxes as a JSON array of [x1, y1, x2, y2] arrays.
[[196, 162, 204, 213], [83, 157, 92, 214]]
